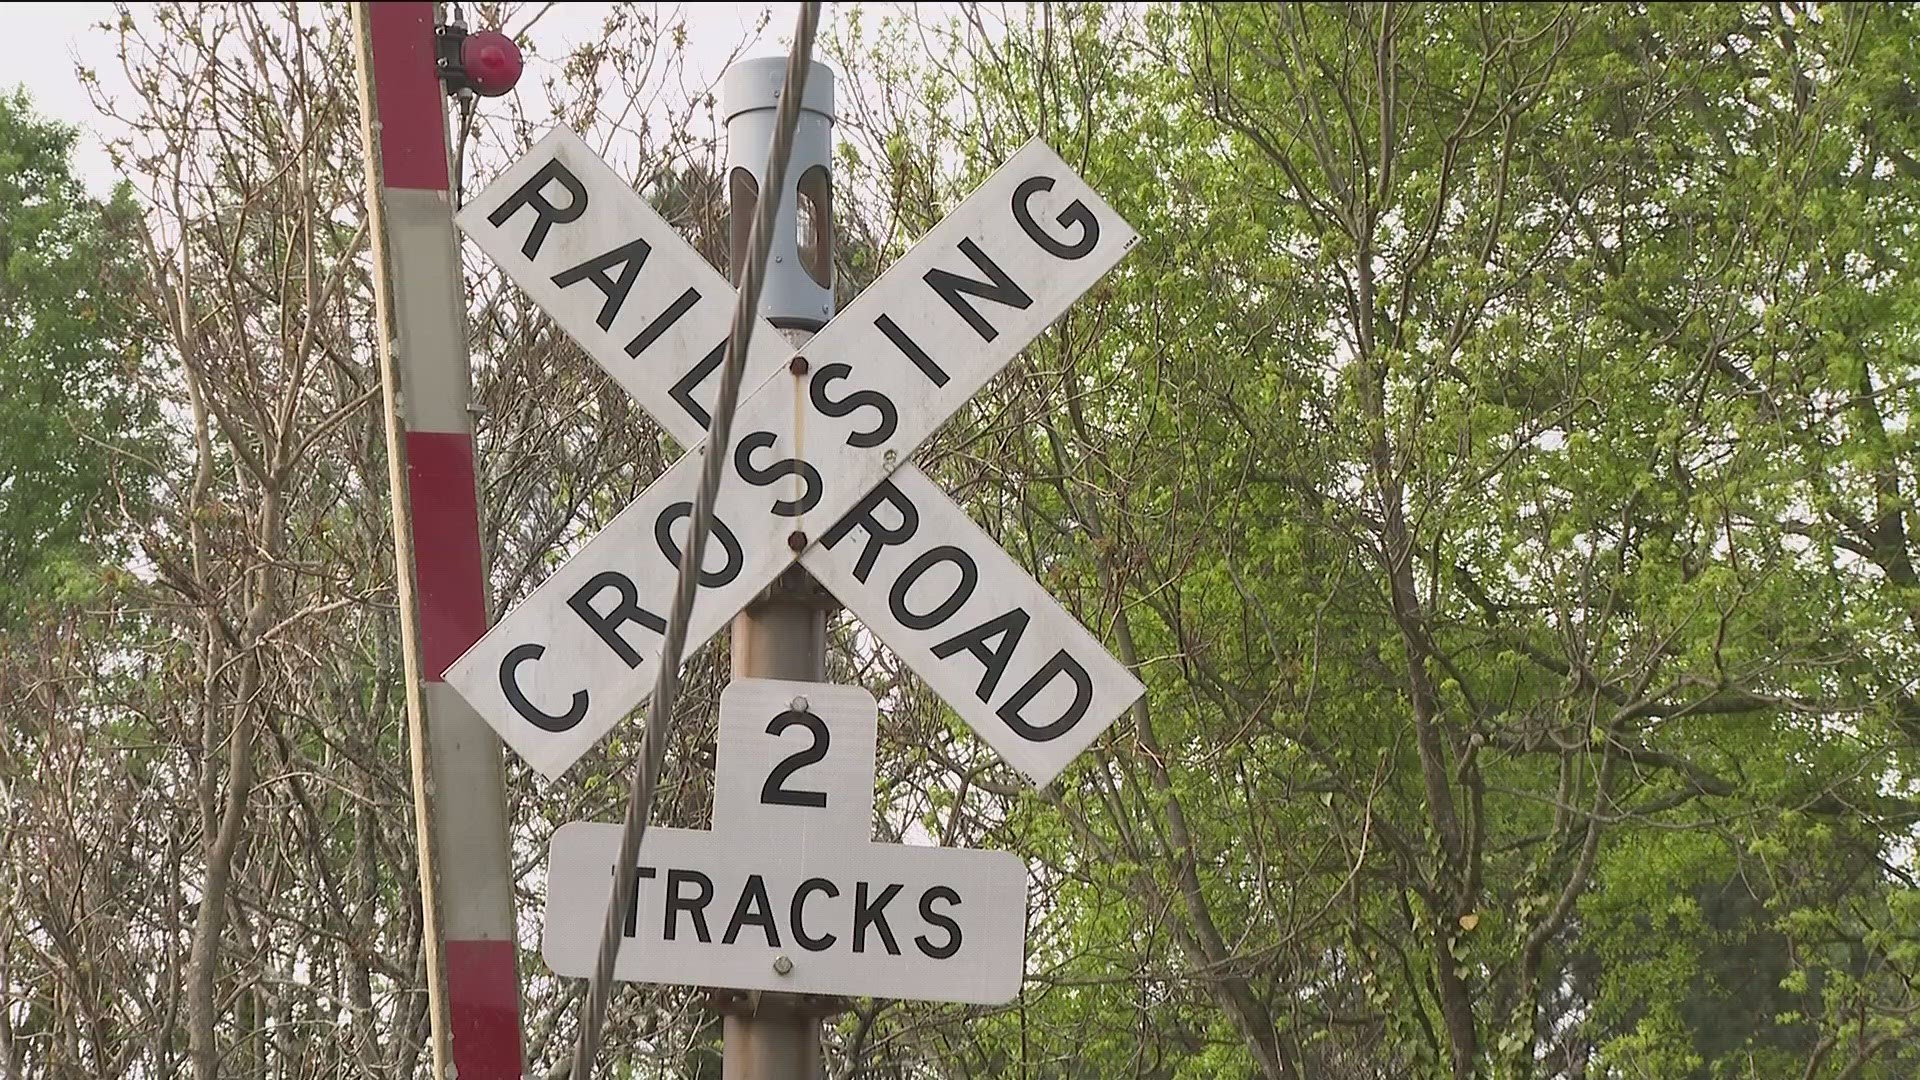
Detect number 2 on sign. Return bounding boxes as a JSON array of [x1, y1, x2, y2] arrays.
[[761, 710, 830, 807]]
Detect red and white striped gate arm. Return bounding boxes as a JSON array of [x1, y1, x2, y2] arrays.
[[351, 4, 526, 1077]]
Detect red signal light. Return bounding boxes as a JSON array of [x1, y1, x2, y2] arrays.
[[461, 30, 523, 97]]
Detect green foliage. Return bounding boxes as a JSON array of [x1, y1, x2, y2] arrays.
[[839, 2, 1920, 1077], [0, 88, 157, 624]]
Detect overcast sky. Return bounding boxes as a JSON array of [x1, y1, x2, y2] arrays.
[[11, 2, 834, 194]]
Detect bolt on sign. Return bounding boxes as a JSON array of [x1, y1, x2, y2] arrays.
[[448, 125, 1143, 1001]]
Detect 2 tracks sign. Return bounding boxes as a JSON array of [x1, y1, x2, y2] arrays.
[[543, 680, 1026, 1003]]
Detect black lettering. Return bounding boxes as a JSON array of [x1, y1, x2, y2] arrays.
[[854, 881, 903, 955], [668, 340, 726, 431], [889, 545, 978, 631], [760, 710, 830, 808], [931, 608, 1031, 703], [791, 878, 839, 952], [821, 480, 920, 584], [664, 869, 714, 943], [914, 886, 963, 960], [876, 314, 950, 387], [733, 430, 823, 517], [566, 571, 666, 669], [1013, 175, 1100, 260], [655, 502, 743, 587], [998, 650, 1093, 742], [722, 874, 781, 947], [614, 865, 658, 939], [499, 643, 587, 732], [625, 286, 702, 359], [551, 237, 651, 330], [922, 237, 1033, 342], [487, 157, 588, 259], [809, 362, 898, 448]]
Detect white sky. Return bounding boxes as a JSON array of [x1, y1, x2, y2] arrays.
[[9, 2, 861, 195]]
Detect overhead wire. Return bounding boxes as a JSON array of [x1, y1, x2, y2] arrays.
[[568, 4, 823, 1077]]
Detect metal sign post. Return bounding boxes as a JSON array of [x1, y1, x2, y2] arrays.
[[722, 56, 839, 1079]]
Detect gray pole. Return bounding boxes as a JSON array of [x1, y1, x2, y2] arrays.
[[719, 56, 840, 1080]]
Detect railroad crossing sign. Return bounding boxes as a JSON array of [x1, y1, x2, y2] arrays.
[[445, 126, 1143, 786], [543, 679, 1026, 1003]]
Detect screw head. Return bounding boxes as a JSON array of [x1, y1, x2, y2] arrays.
[[789, 355, 810, 375], [790, 696, 809, 713], [787, 530, 808, 552], [772, 955, 794, 976]]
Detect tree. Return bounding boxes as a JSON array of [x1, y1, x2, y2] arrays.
[[6, 4, 1915, 1078], [1, 6, 778, 1077], [0, 88, 155, 623], [831, 3, 1920, 1077]]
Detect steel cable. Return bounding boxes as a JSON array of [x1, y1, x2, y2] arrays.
[[570, 4, 821, 1076]]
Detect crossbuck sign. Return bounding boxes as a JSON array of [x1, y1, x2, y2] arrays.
[[446, 127, 1143, 788]]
